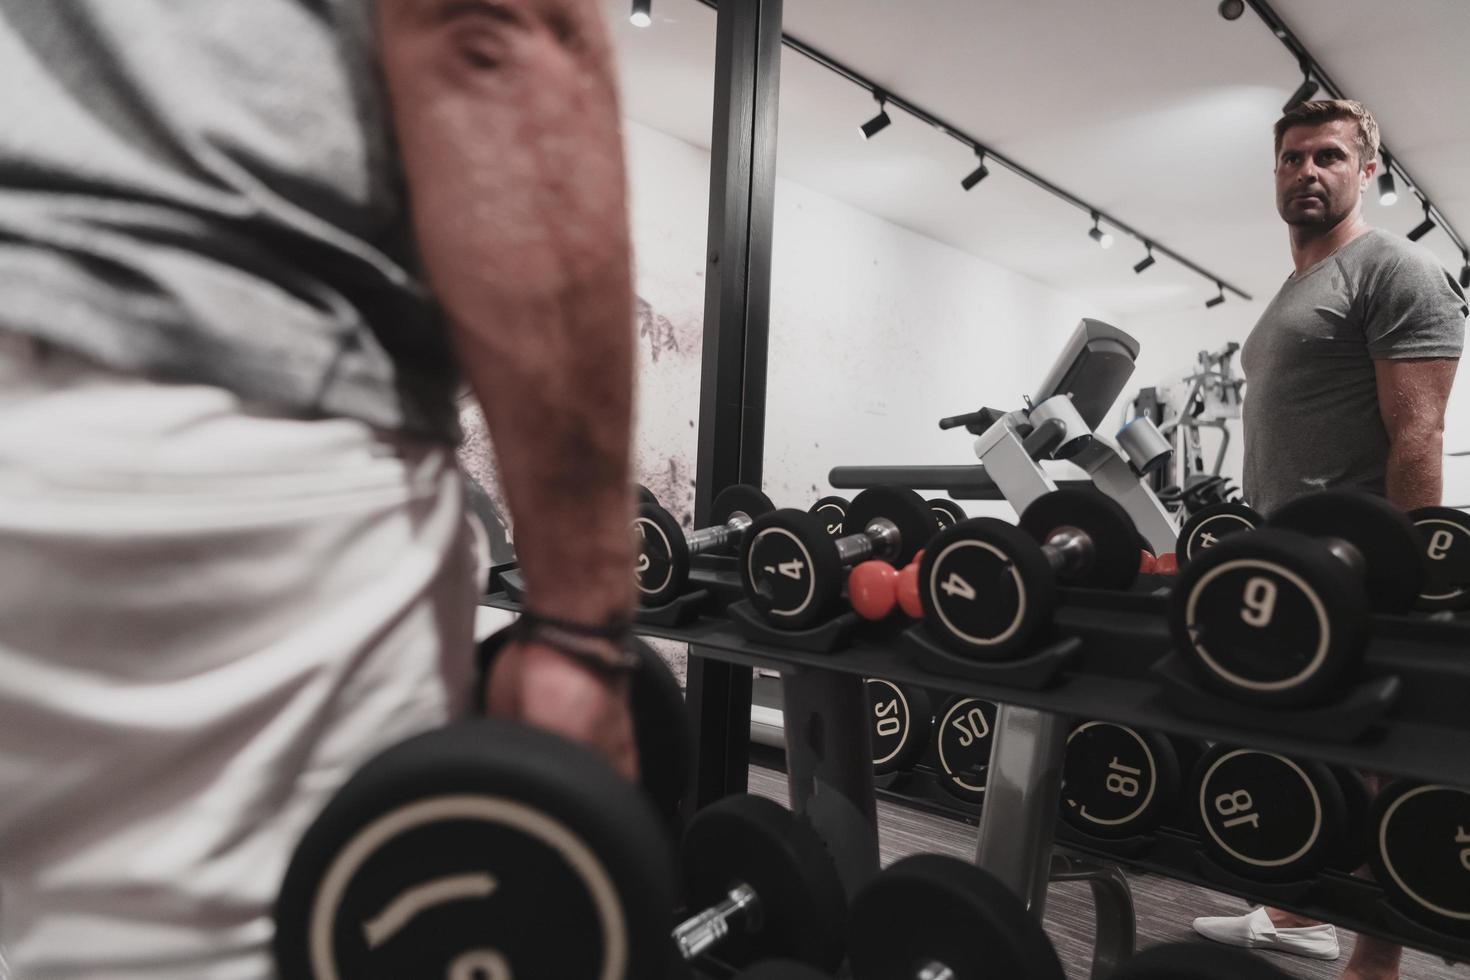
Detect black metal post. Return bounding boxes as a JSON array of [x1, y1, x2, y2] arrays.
[[686, 0, 783, 809]]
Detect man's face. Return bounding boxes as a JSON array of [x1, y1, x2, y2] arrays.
[[1274, 119, 1372, 229]]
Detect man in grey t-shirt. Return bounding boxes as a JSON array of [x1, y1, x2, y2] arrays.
[[1240, 101, 1465, 517], [1195, 100, 1463, 980]]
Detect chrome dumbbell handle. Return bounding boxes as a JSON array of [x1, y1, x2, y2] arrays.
[[686, 512, 756, 555], [834, 518, 901, 565], [671, 883, 759, 961]]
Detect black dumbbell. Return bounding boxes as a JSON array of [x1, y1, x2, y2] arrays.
[[1368, 779, 1470, 938], [674, 794, 847, 972], [475, 628, 692, 837], [273, 719, 678, 980], [1110, 942, 1295, 979], [847, 854, 1067, 980], [1176, 500, 1263, 567], [1189, 744, 1357, 883], [808, 495, 851, 539], [918, 488, 1140, 658], [635, 484, 775, 607], [927, 497, 968, 530], [865, 679, 933, 776], [741, 486, 935, 629], [933, 695, 998, 807], [1060, 722, 1184, 840], [1409, 506, 1470, 611], [1169, 489, 1425, 706]]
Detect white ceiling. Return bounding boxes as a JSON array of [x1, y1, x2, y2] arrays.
[[603, 0, 1470, 321]]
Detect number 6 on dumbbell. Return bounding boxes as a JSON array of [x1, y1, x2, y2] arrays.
[[740, 486, 935, 629], [635, 485, 775, 607]]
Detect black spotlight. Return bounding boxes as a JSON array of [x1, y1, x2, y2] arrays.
[[1282, 72, 1319, 113], [1088, 211, 1114, 249], [1205, 283, 1226, 309], [860, 93, 891, 141], [1133, 243, 1156, 274], [1407, 201, 1437, 242], [1218, 0, 1245, 20], [1378, 170, 1398, 207], [1460, 255, 1470, 290], [630, 0, 651, 27], [961, 149, 990, 191]]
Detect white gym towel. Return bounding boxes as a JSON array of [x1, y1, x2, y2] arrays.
[[0, 334, 477, 978]]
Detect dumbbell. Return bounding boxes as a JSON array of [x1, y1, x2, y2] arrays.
[[866, 679, 933, 776], [847, 854, 1067, 980], [1189, 744, 1365, 883], [927, 497, 967, 530], [273, 718, 678, 980], [1368, 779, 1470, 938], [809, 496, 851, 539], [933, 695, 998, 806], [1176, 500, 1263, 567], [636, 484, 775, 606], [1409, 506, 1470, 611], [847, 551, 925, 621], [918, 488, 1141, 658], [1169, 489, 1425, 706], [674, 794, 847, 972], [638, 483, 659, 506], [1060, 722, 1187, 840], [741, 486, 935, 629], [1109, 943, 1294, 979]]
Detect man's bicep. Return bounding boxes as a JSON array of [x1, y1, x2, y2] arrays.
[[1373, 357, 1459, 444]]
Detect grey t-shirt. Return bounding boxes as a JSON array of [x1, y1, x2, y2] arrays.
[[1241, 228, 1466, 515], [0, 1, 460, 442]]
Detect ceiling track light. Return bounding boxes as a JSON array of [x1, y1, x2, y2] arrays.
[[630, 0, 651, 27], [1205, 283, 1226, 309], [1218, 0, 1245, 20], [1282, 65, 1319, 113], [960, 148, 990, 191], [1088, 211, 1114, 250], [1461, 252, 1470, 290], [1407, 200, 1437, 242], [860, 92, 891, 141], [1377, 152, 1399, 207], [1133, 242, 1156, 274]]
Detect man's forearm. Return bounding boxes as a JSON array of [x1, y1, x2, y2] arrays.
[[1385, 436, 1444, 510], [380, 0, 635, 622]]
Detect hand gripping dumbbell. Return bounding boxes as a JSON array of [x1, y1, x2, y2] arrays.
[[918, 488, 1141, 658], [1409, 505, 1470, 611], [741, 486, 936, 629], [636, 484, 775, 606], [1169, 489, 1425, 706], [672, 794, 848, 973]]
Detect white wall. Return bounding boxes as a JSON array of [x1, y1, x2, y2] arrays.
[[624, 119, 1116, 526]]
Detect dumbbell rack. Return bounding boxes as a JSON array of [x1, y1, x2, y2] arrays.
[[483, 569, 1470, 967]]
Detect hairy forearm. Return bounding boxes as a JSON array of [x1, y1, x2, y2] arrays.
[[381, 0, 635, 621], [1385, 435, 1443, 510]]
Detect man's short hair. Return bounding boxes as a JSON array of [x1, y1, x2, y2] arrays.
[[1273, 99, 1380, 169]]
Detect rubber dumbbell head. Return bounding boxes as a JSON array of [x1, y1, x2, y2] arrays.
[[1270, 490, 1426, 613], [677, 794, 848, 971], [848, 561, 898, 621], [273, 720, 677, 980], [1019, 488, 1142, 590], [1368, 780, 1470, 938], [1190, 745, 1348, 882], [808, 496, 850, 539], [1176, 501, 1262, 567], [927, 497, 968, 531], [866, 679, 932, 776], [848, 854, 1066, 980], [933, 696, 997, 806], [1409, 505, 1470, 611], [1061, 722, 1182, 840], [741, 486, 933, 630]]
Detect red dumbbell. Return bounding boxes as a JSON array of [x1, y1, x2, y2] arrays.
[[849, 561, 900, 620], [1153, 552, 1178, 576], [1139, 549, 1157, 575], [896, 550, 923, 618]]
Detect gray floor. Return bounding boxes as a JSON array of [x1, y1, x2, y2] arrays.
[[745, 767, 1468, 980]]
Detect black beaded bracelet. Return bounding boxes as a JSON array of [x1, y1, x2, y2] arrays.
[[512, 609, 643, 678]]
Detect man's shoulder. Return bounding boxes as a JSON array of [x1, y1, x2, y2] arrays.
[[1342, 227, 1443, 280]]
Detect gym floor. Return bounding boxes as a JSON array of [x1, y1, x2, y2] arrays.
[[744, 767, 1468, 980]]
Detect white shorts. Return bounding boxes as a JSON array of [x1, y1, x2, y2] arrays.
[[0, 335, 478, 978]]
